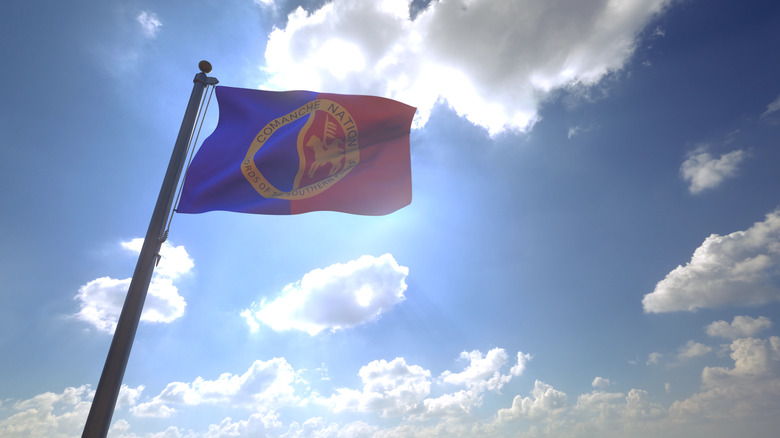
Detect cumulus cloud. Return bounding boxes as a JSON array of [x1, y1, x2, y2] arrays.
[[623, 389, 665, 419], [440, 348, 513, 391], [572, 388, 665, 423], [116, 385, 145, 409], [324, 357, 431, 417], [186, 412, 280, 437], [280, 418, 379, 437], [241, 254, 408, 335], [12, 340, 780, 437], [573, 389, 624, 416], [132, 358, 302, 417], [702, 337, 780, 385], [592, 377, 611, 388], [680, 145, 746, 194], [74, 239, 192, 333], [415, 349, 530, 419], [706, 316, 772, 340], [0, 386, 92, 437], [322, 348, 529, 420], [497, 380, 568, 421], [421, 389, 482, 418], [120, 238, 193, 279], [261, 0, 671, 135], [642, 211, 780, 313], [670, 336, 780, 420], [511, 351, 533, 376], [136, 11, 162, 38]]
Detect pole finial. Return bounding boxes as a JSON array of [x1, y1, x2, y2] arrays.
[[198, 60, 212, 74]]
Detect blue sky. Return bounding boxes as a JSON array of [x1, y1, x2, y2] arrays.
[[2, 0, 780, 436]]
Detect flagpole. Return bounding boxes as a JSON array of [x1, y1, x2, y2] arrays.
[[82, 61, 218, 438]]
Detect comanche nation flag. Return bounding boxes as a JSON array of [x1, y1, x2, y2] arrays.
[[177, 86, 416, 216]]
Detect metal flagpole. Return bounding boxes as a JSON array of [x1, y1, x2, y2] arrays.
[[82, 61, 218, 438]]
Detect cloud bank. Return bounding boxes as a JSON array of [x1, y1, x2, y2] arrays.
[[5, 340, 780, 437], [132, 357, 301, 418], [261, 0, 671, 135]]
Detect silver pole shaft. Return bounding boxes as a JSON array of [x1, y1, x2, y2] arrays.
[[82, 63, 217, 438]]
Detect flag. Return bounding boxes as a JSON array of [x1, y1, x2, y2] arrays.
[[177, 86, 416, 216]]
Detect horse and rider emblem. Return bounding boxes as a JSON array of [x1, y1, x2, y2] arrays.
[[242, 99, 360, 200], [296, 112, 347, 186]]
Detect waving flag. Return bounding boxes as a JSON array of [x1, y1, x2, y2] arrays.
[[177, 86, 416, 216]]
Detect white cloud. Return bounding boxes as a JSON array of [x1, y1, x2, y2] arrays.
[[670, 336, 780, 420], [322, 348, 529, 421], [652, 27, 666, 37], [261, 0, 671, 135], [592, 377, 611, 388], [116, 385, 145, 409], [414, 349, 530, 419], [75, 277, 133, 332], [10, 340, 780, 437], [324, 357, 431, 417], [129, 398, 176, 419], [91, 11, 162, 78], [136, 11, 162, 38], [706, 316, 772, 340], [511, 351, 533, 376], [760, 94, 780, 120], [242, 254, 408, 335], [421, 389, 481, 418], [647, 352, 663, 365], [497, 380, 568, 421], [702, 337, 780, 385], [440, 348, 512, 391], [642, 210, 780, 313], [680, 145, 746, 194], [677, 341, 712, 360], [548, 388, 665, 437], [133, 358, 302, 417], [74, 239, 192, 333], [177, 412, 281, 437], [281, 418, 377, 438], [572, 389, 625, 423], [121, 238, 194, 279], [572, 388, 664, 423], [0, 386, 92, 438], [623, 389, 665, 419]]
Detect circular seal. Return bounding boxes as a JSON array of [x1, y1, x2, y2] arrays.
[[241, 99, 360, 200]]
